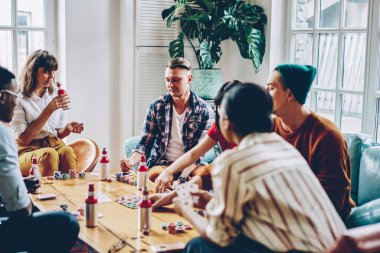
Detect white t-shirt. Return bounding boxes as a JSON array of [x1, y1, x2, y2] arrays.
[[0, 122, 30, 212], [165, 107, 187, 162], [10, 89, 67, 139]]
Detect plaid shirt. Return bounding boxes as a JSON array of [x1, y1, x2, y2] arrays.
[[133, 91, 214, 168]]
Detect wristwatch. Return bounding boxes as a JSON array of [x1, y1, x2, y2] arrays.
[[178, 175, 190, 184]]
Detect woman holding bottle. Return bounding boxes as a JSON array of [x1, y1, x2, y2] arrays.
[[10, 50, 84, 176]]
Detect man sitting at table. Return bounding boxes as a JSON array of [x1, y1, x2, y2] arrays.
[[170, 83, 346, 253], [120, 57, 214, 190], [0, 66, 79, 253]]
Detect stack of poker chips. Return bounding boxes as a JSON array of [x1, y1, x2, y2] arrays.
[[59, 203, 69, 211], [54, 171, 63, 180], [162, 222, 192, 234], [79, 172, 86, 178], [62, 173, 70, 180], [69, 169, 77, 178]]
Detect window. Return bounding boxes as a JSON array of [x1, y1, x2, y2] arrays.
[[289, 0, 380, 140], [0, 0, 47, 76]]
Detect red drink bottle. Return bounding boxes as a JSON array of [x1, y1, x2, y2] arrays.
[[99, 148, 110, 181], [57, 82, 71, 110], [138, 187, 152, 235], [85, 183, 98, 227], [137, 155, 148, 190]]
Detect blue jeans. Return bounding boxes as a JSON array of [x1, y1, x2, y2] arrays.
[[0, 211, 79, 253], [184, 235, 275, 253]]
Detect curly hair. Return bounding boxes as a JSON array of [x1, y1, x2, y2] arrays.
[[19, 50, 58, 98]]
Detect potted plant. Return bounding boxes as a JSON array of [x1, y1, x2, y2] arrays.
[[162, 0, 267, 99]]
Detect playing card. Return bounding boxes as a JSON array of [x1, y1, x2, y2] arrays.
[[151, 242, 185, 252], [35, 193, 57, 200]]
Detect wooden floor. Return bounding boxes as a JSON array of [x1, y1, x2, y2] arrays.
[[30, 174, 198, 253]]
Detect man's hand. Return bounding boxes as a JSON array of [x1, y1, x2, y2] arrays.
[[149, 191, 177, 209], [66, 122, 84, 134], [120, 158, 133, 172], [154, 170, 173, 193], [191, 189, 213, 209], [23, 176, 41, 193]]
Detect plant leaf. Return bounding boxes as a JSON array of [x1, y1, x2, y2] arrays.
[[169, 32, 185, 58], [247, 28, 265, 72], [199, 41, 214, 69]]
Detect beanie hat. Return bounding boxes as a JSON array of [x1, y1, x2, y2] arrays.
[[276, 64, 317, 104]]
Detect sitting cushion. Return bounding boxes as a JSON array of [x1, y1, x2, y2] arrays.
[[328, 223, 380, 253], [358, 146, 380, 205], [345, 198, 380, 228], [343, 133, 374, 204]]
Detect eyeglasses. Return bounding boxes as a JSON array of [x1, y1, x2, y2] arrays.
[[1, 89, 21, 100]]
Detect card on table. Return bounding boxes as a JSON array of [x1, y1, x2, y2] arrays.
[[35, 193, 57, 200], [151, 242, 185, 253]]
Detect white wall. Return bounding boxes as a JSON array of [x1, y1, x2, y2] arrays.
[[219, 0, 287, 85], [60, 0, 287, 170], [64, 0, 121, 169]]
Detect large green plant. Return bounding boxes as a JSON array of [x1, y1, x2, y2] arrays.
[[162, 0, 267, 71]]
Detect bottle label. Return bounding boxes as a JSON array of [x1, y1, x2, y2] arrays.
[[137, 171, 147, 190], [138, 207, 152, 232], [86, 203, 98, 227], [100, 163, 109, 180]]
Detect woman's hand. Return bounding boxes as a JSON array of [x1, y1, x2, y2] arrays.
[[48, 94, 70, 112], [66, 122, 84, 134], [149, 190, 177, 209], [154, 170, 173, 193], [191, 189, 213, 209], [120, 158, 133, 172]]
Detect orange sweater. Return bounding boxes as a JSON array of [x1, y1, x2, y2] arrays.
[[274, 112, 355, 219]]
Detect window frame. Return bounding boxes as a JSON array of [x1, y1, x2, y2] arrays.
[[0, 0, 56, 77], [287, 0, 380, 140]]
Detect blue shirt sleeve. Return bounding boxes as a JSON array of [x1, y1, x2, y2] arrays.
[[0, 123, 30, 212]]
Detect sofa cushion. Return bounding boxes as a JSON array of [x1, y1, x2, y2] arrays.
[[345, 198, 380, 228], [358, 146, 380, 205], [328, 223, 380, 253], [343, 133, 374, 204]]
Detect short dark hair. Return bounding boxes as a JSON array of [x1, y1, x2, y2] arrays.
[[222, 82, 273, 136], [167, 57, 191, 70], [215, 80, 242, 130], [0, 66, 15, 90]]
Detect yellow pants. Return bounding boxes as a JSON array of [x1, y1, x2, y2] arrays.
[[149, 164, 212, 190], [17, 136, 77, 177]]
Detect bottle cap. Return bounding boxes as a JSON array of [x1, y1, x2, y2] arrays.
[[57, 82, 62, 87], [102, 148, 107, 155], [88, 183, 95, 192], [140, 155, 146, 162], [32, 156, 38, 164]]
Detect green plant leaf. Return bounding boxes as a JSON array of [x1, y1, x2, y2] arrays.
[[247, 28, 265, 72], [169, 32, 185, 58], [199, 41, 214, 69], [162, 5, 175, 20]]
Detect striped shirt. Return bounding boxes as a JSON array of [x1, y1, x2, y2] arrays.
[[206, 132, 346, 252]]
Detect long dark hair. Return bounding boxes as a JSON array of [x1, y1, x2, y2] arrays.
[[215, 80, 242, 130]]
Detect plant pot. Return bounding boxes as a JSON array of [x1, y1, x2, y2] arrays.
[[190, 69, 223, 100]]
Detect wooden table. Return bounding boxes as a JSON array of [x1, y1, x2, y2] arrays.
[[30, 174, 198, 253]]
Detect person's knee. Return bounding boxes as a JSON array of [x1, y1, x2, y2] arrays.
[[39, 148, 59, 175], [58, 145, 76, 157], [185, 237, 207, 253]]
